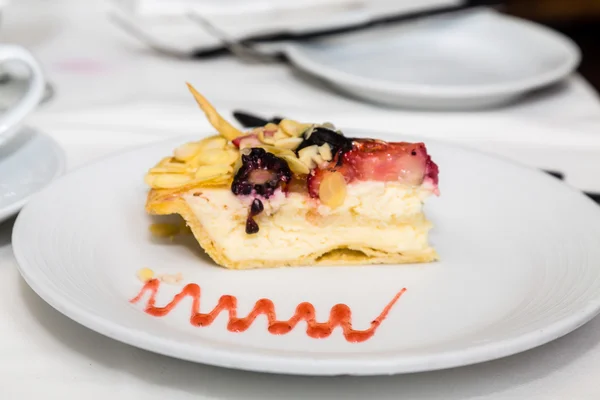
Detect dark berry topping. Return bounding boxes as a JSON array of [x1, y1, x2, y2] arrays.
[[245, 198, 265, 235], [245, 218, 259, 234], [232, 148, 291, 235], [231, 148, 292, 199], [232, 111, 284, 128], [296, 127, 353, 157], [250, 198, 264, 215]]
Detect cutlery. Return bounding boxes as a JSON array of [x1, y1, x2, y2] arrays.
[[109, 1, 503, 60]]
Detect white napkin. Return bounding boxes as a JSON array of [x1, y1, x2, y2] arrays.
[[112, 0, 463, 18], [108, 0, 464, 52]]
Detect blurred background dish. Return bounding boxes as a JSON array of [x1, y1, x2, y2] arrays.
[[0, 1, 59, 222], [0, 72, 54, 112], [0, 1, 53, 112], [109, 3, 580, 111], [0, 44, 48, 147], [280, 8, 580, 110], [0, 125, 65, 224], [107, 0, 465, 57]]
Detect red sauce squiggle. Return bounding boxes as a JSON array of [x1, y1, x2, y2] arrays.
[[130, 279, 406, 343]]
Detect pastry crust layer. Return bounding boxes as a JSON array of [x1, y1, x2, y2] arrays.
[[146, 187, 438, 270]]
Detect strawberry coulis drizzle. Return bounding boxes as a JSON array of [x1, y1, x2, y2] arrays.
[[130, 279, 406, 343]]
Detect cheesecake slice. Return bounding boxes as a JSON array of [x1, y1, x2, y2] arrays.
[[144, 84, 440, 269]]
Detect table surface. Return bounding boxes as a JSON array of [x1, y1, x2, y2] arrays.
[[2, 0, 600, 398]]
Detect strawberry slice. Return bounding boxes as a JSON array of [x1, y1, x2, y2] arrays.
[[346, 140, 437, 184], [307, 139, 439, 197]]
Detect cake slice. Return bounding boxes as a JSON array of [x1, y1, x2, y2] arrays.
[[144, 83, 440, 269]]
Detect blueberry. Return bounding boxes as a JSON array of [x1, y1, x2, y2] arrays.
[[250, 198, 264, 216]]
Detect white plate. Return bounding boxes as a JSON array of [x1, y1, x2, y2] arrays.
[[283, 9, 581, 110], [12, 130, 600, 376], [0, 126, 66, 224]]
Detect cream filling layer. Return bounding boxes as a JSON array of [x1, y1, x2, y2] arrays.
[[182, 181, 434, 262]]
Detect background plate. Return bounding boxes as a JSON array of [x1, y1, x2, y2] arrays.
[[283, 9, 580, 109]]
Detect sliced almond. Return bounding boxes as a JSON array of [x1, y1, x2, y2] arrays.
[[189, 175, 232, 186], [298, 145, 319, 159], [174, 142, 203, 162], [156, 156, 175, 167], [298, 156, 315, 170], [208, 149, 239, 166], [186, 83, 243, 141], [223, 148, 241, 165], [144, 174, 155, 187], [279, 119, 312, 137], [149, 159, 192, 173], [195, 149, 238, 166], [237, 135, 262, 149], [195, 164, 233, 181], [313, 154, 325, 168], [280, 154, 310, 175], [258, 129, 276, 145], [167, 161, 192, 171], [318, 143, 332, 161], [189, 146, 239, 167], [274, 137, 303, 150], [199, 135, 228, 151], [257, 145, 296, 158], [146, 173, 193, 189], [304, 126, 316, 139], [273, 129, 289, 141], [254, 144, 309, 174], [232, 155, 243, 174], [148, 165, 190, 174], [319, 171, 347, 209], [298, 145, 319, 169]]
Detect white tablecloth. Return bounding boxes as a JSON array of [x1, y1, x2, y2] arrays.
[[2, 0, 600, 398]]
